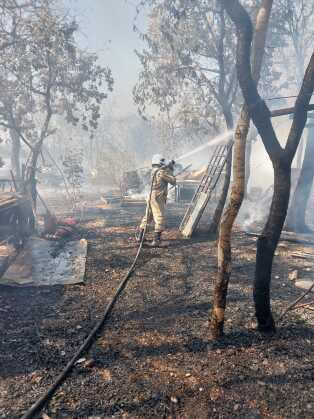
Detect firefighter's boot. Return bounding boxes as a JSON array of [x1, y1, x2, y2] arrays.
[[151, 231, 161, 247], [136, 228, 145, 243]]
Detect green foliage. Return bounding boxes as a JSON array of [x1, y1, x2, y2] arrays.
[[134, 0, 242, 132], [134, 0, 313, 136], [0, 0, 113, 151]]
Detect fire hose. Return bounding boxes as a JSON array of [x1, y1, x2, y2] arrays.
[[19, 161, 186, 418], [21, 170, 159, 419], [21, 163, 191, 418]]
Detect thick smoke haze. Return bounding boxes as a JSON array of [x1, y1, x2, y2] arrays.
[[66, 0, 146, 116]]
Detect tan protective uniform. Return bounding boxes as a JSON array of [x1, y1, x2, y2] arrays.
[[140, 166, 176, 233]]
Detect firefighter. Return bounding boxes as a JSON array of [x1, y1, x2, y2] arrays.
[[137, 154, 176, 246]]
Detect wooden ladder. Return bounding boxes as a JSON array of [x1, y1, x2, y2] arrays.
[[179, 141, 233, 238]]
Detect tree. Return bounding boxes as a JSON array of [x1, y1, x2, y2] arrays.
[[0, 1, 113, 204], [134, 0, 241, 232], [280, 0, 314, 232], [274, 0, 314, 91], [211, 0, 273, 339], [223, 0, 314, 332], [134, 0, 239, 129], [134, 0, 284, 233], [0, 0, 41, 181]]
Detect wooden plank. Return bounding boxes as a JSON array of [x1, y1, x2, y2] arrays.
[[181, 191, 211, 238], [271, 103, 314, 118]]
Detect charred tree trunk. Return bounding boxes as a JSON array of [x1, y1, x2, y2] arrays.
[[210, 1, 273, 339], [254, 159, 290, 331], [223, 0, 314, 333], [10, 129, 21, 182], [286, 125, 314, 232]]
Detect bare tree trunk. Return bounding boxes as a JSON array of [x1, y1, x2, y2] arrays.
[[210, 0, 273, 339], [286, 125, 314, 232], [10, 129, 21, 182], [211, 107, 249, 337]]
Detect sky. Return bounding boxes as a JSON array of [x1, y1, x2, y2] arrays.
[[65, 0, 147, 116]]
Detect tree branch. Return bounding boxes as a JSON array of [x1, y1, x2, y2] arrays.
[[222, 0, 283, 163], [285, 53, 314, 162]]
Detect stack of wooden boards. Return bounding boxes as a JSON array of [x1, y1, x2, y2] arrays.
[[0, 192, 34, 242]]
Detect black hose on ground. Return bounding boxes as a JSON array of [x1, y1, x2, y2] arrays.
[[21, 171, 158, 419]]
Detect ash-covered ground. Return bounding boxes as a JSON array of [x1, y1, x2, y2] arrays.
[[0, 193, 313, 418]]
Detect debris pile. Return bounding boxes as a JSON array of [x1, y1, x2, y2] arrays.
[[42, 213, 78, 240]]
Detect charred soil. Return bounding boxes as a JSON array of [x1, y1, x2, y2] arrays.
[[0, 199, 313, 418]]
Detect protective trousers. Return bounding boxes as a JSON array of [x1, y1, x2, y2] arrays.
[[140, 192, 166, 233]]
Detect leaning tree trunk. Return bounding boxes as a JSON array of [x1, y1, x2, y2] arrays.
[[285, 125, 314, 232], [211, 0, 273, 339], [10, 129, 21, 182], [254, 159, 290, 332]]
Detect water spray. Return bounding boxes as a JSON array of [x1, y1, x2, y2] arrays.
[[175, 130, 234, 162]]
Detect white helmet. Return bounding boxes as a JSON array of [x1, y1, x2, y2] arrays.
[[152, 154, 166, 166]]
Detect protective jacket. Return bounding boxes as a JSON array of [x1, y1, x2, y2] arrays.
[[151, 167, 176, 200], [140, 166, 176, 233]]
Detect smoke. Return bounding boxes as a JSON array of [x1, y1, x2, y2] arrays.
[[239, 186, 273, 232]]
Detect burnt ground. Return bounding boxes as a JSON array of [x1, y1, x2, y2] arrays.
[[0, 198, 314, 419]]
